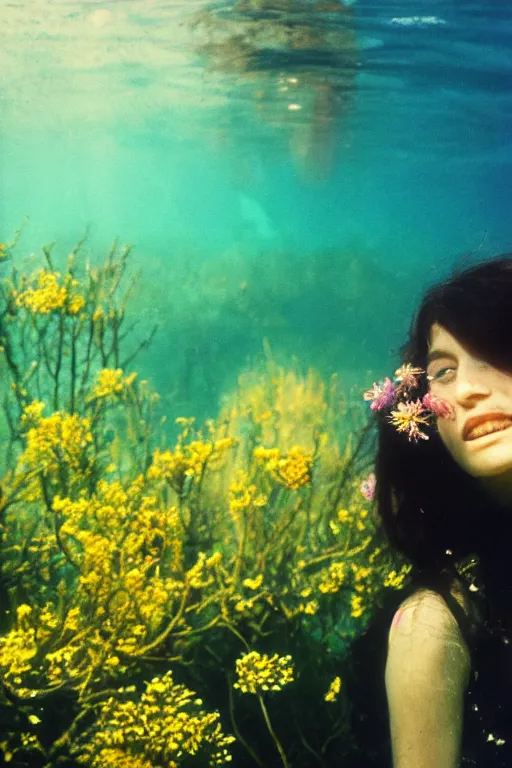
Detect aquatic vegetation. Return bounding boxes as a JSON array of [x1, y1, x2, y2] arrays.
[[74, 672, 236, 767], [0, 238, 411, 766]]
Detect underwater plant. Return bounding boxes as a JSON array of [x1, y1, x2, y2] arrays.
[[0, 236, 410, 767]]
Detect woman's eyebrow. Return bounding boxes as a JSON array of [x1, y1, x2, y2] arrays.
[[426, 349, 457, 365]]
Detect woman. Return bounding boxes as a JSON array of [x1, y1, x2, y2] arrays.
[[347, 254, 512, 768]]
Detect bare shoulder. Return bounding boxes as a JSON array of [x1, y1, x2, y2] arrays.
[[389, 588, 459, 640], [389, 583, 471, 643], [387, 584, 472, 689]]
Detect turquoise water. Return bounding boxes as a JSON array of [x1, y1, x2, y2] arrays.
[[1, 3, 512, 765], [1, 0, 512, 416]]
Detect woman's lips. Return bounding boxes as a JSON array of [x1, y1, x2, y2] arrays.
[[465, 419, 512, 441]]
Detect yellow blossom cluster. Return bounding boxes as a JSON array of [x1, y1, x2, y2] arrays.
[[55, 477, 179, 556], [72, 529, 116, 594], [20, 400, 46, 429], [138, 576, 183, 631], [300, 600, 319, 615], [228, 471, 268, 519], [17, 410, 93, 477], [14, 269, 86, 315], [1, 599, 109, 692], [254, 445, 314, 490], [186, 551, 217, 590], [324, 676, 342, 703], [76, 672, 235, 767], [318, 561, 346, 594], [253, 446, 280, 465], [329, 506, 368, 536], [18, 473, 185, 666], [0, 623, 37, 687], [148, 443, 211, 487], [51, 482, 186, 655], [0, 733, 45, 765], [234, 651, 294, 695], [242, 573, 263, 591], [45, 641, 83, 686], [89, 368, 138, 400], [232, 573, 266, 613], [146, 431, 237, 496], [219, 364, 337, 455], [383, 563, 412, 589], [79, 751, 153, 768], [351, 563, 372, 591], [350, 594, 364, 619]]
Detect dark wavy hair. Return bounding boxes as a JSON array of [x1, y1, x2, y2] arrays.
[[343, 254, 512, 768]]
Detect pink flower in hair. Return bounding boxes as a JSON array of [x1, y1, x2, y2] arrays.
[[363, 377, 396, 411], [422, 393, 455, 420], [360, 472, 376, 501], [394, 364, 424, 392], [406, 421, 430, 442]]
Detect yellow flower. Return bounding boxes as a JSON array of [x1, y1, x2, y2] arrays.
[[175, 416, 195, 427], [20, 400, 45, 428], [15, 270, 67, 314], [318, 562, 346, 594], [15, 269, 86, 316], [242, 574, 263, 591], [234, 651, 294, 695], [68, 294, 86, 315], [77, 671, 235, 766], [384, 564, 412, 589], [90, 369, 137, 400], [228, 472, 262, 518], [186, 553, 214, 589], [16, 604, 33, 622], [269, 446, 314, 490], [147, 442, 213, 494], [324, 676, 342, 703], [214, 437, 237, 452], [253, 446, 280, 464], [206, 552, 222, 568], [17, 411, 93, 476], [351, 594, 364, 618]]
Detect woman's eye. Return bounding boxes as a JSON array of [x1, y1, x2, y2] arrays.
[[428, 367, 455, 382]]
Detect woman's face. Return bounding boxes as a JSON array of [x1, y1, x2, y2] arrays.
[[427, 323, 512, 500]]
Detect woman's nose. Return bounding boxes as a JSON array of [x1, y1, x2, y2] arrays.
[[455, 361, 492, 401]]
